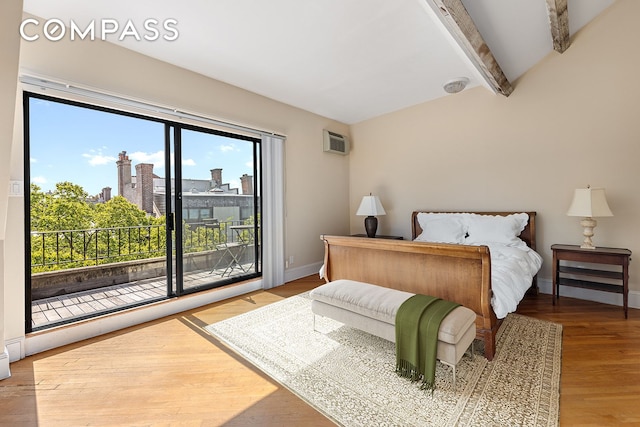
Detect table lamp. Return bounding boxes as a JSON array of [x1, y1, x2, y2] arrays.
[[566, 186, 613, 249], [356, 194, 386, 238]]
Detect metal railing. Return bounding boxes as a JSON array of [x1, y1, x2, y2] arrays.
[[30, 220, 256, 272]]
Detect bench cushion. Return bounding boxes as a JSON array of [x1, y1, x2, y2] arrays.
[[309, 279, 476, 345], [310, 279, 414, 325]]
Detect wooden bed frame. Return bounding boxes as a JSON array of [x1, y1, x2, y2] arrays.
[[320, 211, 537, 361]]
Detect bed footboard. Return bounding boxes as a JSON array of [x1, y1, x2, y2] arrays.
[[320, 235, 499, 360]]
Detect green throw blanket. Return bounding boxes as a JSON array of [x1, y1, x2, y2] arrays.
[[395, 294, 460, 392]]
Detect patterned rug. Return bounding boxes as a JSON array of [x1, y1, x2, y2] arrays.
[[205, 293, 562, 426]]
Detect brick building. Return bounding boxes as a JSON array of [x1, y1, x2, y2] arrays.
[[116, 151, 256, 223]]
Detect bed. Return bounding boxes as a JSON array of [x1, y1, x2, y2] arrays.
[[320, 211, 542, 360]]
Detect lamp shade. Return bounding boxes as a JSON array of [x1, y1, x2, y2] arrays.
[[566, 187, 613, 217], [356, 195, 386, 216]]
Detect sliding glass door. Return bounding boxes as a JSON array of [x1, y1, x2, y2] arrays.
[[172, 126, 261, 294], [25, 92, 262, 331]]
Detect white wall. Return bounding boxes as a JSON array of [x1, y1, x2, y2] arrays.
[[350, 0, 640, 302], [0, 0, 24, 378]]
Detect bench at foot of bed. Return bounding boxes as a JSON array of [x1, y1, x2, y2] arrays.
[[309, 279, 477, 385]]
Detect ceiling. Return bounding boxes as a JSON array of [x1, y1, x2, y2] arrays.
[[22, 0, 614, 124]]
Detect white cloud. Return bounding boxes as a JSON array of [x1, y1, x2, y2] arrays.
[[220, 143, 237, 153], [82, 148, 117, 166], [127, 150, 165, 168], [32, 176, 47, 184], [182, 158, 196, 166], [30, 157, 38, 163], [82, 153, 117, 166]]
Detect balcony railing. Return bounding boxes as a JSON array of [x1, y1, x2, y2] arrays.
[[30, 220, 255, 272]]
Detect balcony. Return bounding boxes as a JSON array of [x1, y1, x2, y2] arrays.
[[30, 220, 259, 329]]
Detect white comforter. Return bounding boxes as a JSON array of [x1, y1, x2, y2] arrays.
[[481, 242, 543, 319], [318, 240, 543, 320]]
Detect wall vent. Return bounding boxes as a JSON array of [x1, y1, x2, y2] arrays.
[[323, 130, 350, 155]]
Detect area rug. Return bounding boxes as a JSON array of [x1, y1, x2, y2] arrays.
[[205, 293, 562, 426]]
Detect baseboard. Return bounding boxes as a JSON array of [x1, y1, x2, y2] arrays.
[[0, 347, 10, 380], [538, 277, 640, 310], [284, 261, 323, 284]]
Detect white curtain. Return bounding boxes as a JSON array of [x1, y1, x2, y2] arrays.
[[261, 134, 285, 289]]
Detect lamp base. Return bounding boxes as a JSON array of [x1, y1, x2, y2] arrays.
[[364, 216, 378, 238], [579, 217, 597, 249]]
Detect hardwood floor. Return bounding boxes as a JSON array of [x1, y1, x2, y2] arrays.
[[518, 291, 640, 426], [2, 275, 640, 426]]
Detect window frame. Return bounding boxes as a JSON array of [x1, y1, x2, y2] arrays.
[[23, 90, 263, 332]]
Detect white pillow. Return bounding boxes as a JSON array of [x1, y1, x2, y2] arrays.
[[464, 213, 528, 245], [415, 213, 467, 244]]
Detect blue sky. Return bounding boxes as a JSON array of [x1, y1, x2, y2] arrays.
[[28, 97, 256, 196]]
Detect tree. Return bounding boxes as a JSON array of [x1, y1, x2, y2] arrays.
[[29, 183, 47, 231], [94, 196, 151, 229], [30, 182, 166, 271], [32, 181, 94, 232]]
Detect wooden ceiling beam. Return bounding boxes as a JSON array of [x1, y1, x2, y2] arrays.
[[431, 0, 513, 97], [545, 0, 571, 53]]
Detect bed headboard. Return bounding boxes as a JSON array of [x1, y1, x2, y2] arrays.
[[411, 211, 537, 251]]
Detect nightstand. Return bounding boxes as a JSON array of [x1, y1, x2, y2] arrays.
[[351, 234, 403, 240], [551, 244, 632, 318]]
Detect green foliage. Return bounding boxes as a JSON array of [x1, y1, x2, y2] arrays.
[[30, 183, 166, 272], [30, 182, 94, 232], [30, 182, 257, 273], [94, 196, 152, 228]]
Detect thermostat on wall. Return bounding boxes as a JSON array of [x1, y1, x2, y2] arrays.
[[9, 180, 23, 197]]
